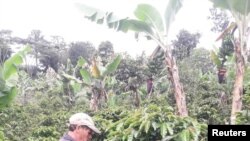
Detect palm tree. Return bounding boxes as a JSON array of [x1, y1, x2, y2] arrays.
[[76, 0, 188, 116], [210, 0, 250, 124]]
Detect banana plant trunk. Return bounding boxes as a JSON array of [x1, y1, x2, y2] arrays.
[[90, 86, 108, 111], [165, 51, 188, 117], [90, 89, 99, 112], [231, 42, 245, 124]]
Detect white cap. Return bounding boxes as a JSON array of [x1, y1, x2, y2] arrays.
[[69, 113, 101, 134]]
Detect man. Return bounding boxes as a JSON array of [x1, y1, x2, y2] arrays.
[[60, 113, 101, 141]]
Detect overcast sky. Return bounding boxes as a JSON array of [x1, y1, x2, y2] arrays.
[[0, 0, 217, 57]]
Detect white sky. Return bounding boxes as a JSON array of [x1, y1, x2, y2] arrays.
[[0, 0, 218, 57]]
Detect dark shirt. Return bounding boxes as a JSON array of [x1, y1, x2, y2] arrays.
[[59, 133, 75, 141]]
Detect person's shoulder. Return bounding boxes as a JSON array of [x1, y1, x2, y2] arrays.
[[59, 133, 75, 141]]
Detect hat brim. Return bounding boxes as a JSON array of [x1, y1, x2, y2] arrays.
[[87, 125, 101, 134]]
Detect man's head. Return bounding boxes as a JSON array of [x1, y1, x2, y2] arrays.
[[68, 113, 100, 141]]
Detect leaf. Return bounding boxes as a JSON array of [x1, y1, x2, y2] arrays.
[[134, 4, 164, 32], [160, 123, 167, 138], [139, 120, 147, 131], [210, 50, 222, 68], [75, 3, 106, 22], [116, 122, 124, 131], [76, 3, 157, 39], [62, 73, 83, 84], [189, 127, 199, 141], [210, 0, 250, 15], [71, 82, 82, 94], [177, 129, 190, 141], [166, 123, 174, 135], [0, 87, 17, 108], [102, 55, 122, 76], [164, 0, 183, 35], [116, 19, 155, 35], [122, 135, 126, 141], [3, 46, 30, 80], [77, 57, 87, 67], [127, 134, 133, 141], [132, 130, 139, 138], [152, 122, 159, 130], [80, 69, 91, 85], [145, 120, 151, 133], [3, 57, 21, 80]]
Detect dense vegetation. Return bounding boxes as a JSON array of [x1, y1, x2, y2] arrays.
[[1, 0, 250, 140]]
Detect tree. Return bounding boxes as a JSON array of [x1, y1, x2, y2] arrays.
[[98, 41, 114, 66], [116, 53, 148, 85], [208, 8, 231, 33], [50, 35, 66, 49], [210, 0, 250, 124], [0, 30, 13, 65], [27, 30, 48, 67], [13, 30, 61, 73], [77, 0, 188, 116], [68, 41, 96, 65], [172, 29, 201, 61]]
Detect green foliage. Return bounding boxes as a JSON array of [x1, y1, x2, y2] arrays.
[[172, 29, 201, 61], [211, 24, 234, 70], [147, 47, 165, 76], [0, 45, 12, 66], [116, 53, 148, 85], [188, 72, 231, 124], [61, 54, 122, 111], [93, 103, 207, 141], [1, 77, 210, 141], [77, 0, 189, 116], [211, 0, 250, 63], [177, 48, 232, 124], [0, 127, 4, 141], [210, 49, 222, 69], [102, 55, 122, 76], [210, 0, 250, 15], [164, 0, 183, 35], [98, 41, 114, 66], [0, 105, 69, 141], [80, 69, 91, 85], [220, 34, 234, 56], [0, 30, 12, 65], [0, 46, 30, 109], [77, 0, 183, 44], [134, 4, 164, 34], [236, 69, 250, 124], [68, 41, 96, 65]]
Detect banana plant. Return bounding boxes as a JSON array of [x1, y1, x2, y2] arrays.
[[210, 0, 250, 124], [76, 0, 188, 116], [62, 55, 121, 111], [211, 23, 235, 84], [0, 46, 30, 109]]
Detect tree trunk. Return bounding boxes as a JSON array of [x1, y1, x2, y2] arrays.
[[165, 52, 188, 117], [90, 87, 107, 111], [231, 42, 245, 124], [90, 90, 99, 111]]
